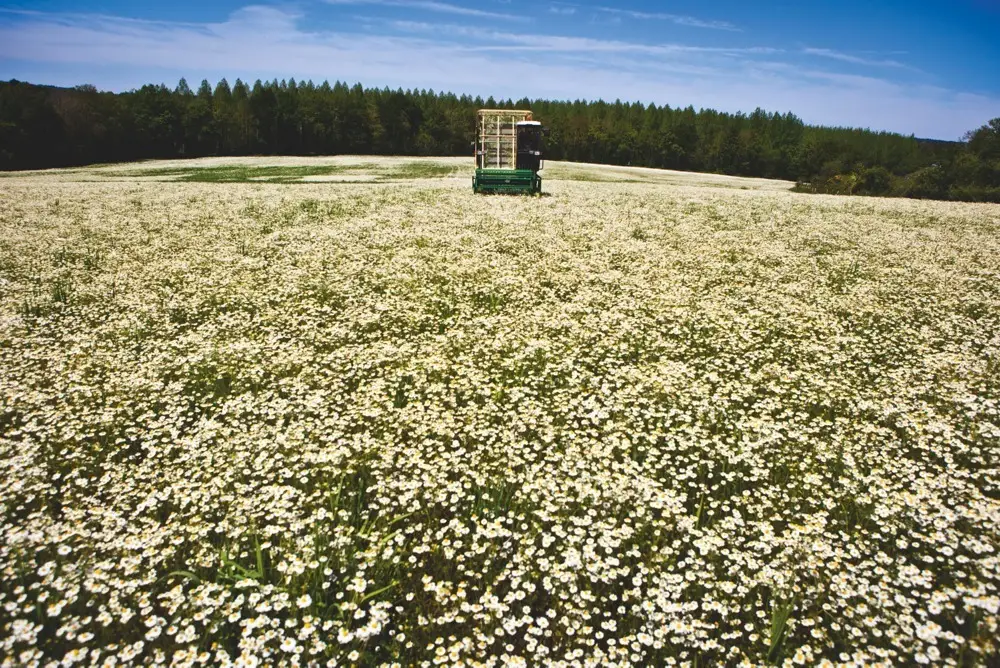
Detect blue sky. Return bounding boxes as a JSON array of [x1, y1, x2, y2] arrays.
[[1, 1, 997, 139]]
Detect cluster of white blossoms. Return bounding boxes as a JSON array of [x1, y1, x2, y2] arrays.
[[0, 162, 999, 666]]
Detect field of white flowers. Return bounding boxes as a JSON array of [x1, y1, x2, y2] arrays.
[[1, 157, 998, 667]]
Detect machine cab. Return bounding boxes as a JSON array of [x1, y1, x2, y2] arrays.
[[515, 120, 544, 172]]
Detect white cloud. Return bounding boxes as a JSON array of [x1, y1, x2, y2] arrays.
[[324, 0, 525, 21], [801, 47, 914, 70], [0, 5, 994, 138], [596, 7, 740, 32], [389, 20, 778, 56]]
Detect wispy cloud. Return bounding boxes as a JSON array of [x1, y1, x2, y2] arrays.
[[802, 47, 913, 69], [390, 20, 776, 56], [324, 0, 525, 21], [596, 7, 740, 32], [549, 4, 576, 16], [0, 5, 993, 139]]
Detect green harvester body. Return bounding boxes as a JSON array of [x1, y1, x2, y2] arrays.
[[473, 169, 541, 195], [474, 109, 544, 195]]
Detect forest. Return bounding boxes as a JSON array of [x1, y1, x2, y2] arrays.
[[1, 77, 998, 202]]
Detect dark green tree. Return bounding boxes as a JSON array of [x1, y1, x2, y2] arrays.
[[0, 77, 994, 202]]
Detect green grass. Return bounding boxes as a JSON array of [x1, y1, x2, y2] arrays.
[[548, 170, 644, 183], [111, 161, 459, 184], [382, 162, 459, 179], [0, 167, 89, 177], [119, 164, 374, 183]]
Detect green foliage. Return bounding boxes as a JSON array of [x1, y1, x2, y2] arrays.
[[0, 77, 995, 201], [767, 599, 796, 664], [966, 117, 1000, 162], [854, 166, 893, 196], [895, 165, 949, 199], [797, 139, 1000, 203]]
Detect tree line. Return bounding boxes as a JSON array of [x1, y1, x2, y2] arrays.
[[1, 77, 997, 202]]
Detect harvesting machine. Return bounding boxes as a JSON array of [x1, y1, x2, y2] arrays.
[[473, 109, 545, 194]]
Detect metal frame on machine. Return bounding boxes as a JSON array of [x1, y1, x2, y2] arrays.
[[476, 109, 533, 170]]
